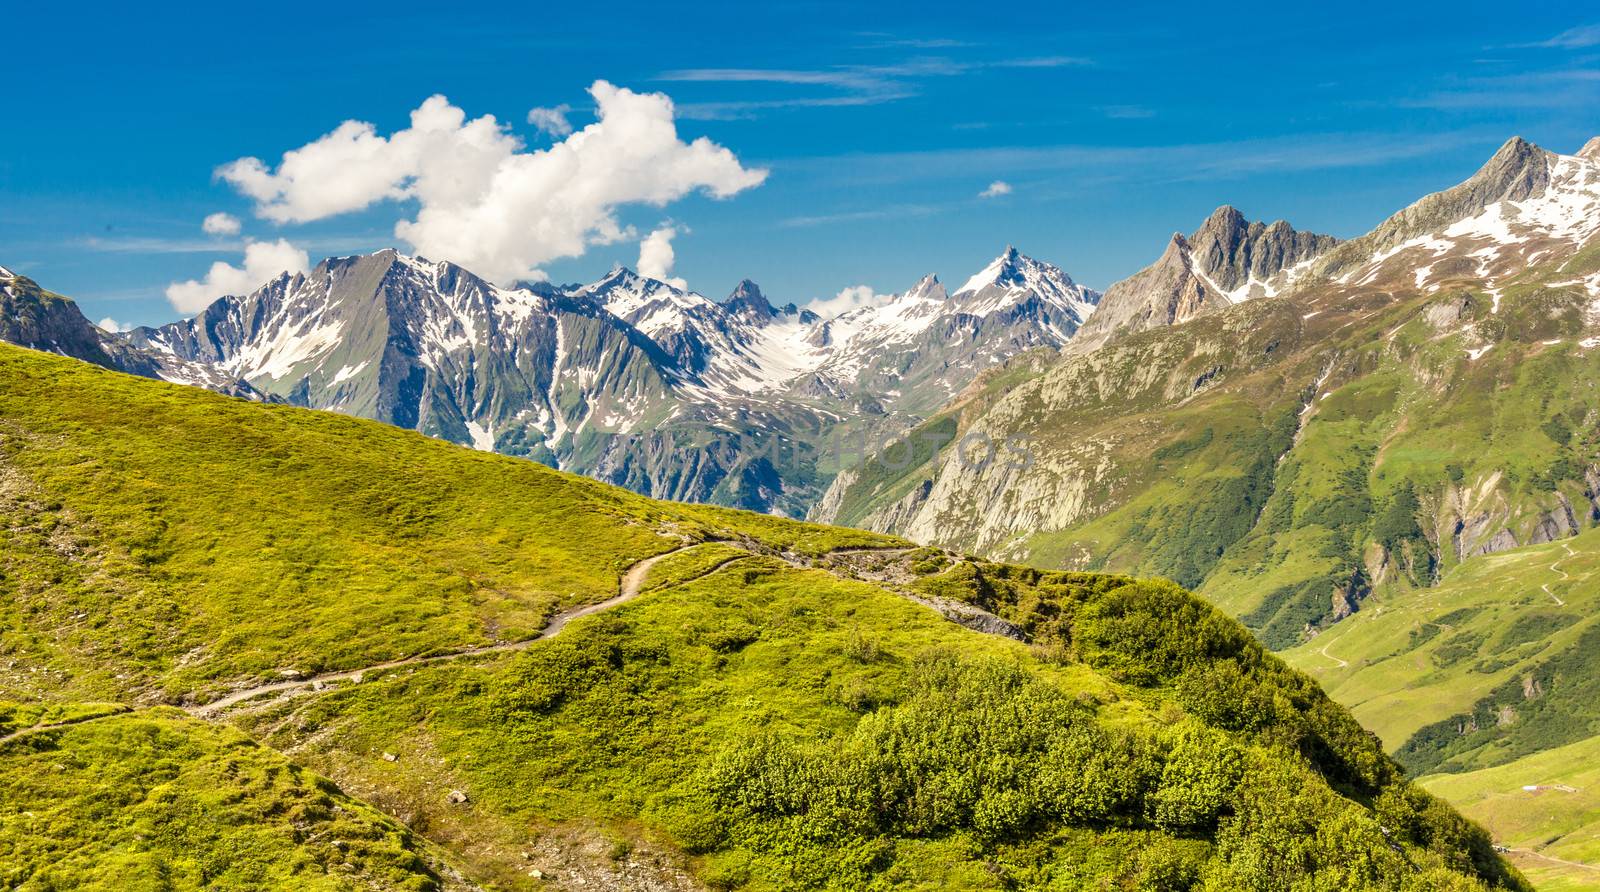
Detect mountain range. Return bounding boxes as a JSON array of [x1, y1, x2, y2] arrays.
[[810, 135, 1600, 883], [1, 247, 1100, 517], [5, 133, 1600, 886]]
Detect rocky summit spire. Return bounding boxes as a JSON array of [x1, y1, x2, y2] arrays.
[[722, 279, 774, 320], [1578, 136, 1600, 162], [1188, 205, 1337, 293]]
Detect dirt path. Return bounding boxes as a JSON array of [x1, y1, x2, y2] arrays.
[[1542, 543, 1575, 607], [1318, 638, 1350, 669], [8, 541, 986, 733], [0, 706, 132, 746], [191, 544, 703, 718], [1509, 847, 1600, 874]]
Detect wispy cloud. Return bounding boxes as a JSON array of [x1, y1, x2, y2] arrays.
[[778, 204, 940, 228], [1516, 23, 1600, 49], [1400, 67, 1600, 110], [784, 129, 1491, 188], [80, 235, 246, 254], [852, 34, 974, 50], [979, 180, 1013, 198], [80, 233, 386, 257], [1097, 105, 1156, 119], [663, 54, 1090, 120]]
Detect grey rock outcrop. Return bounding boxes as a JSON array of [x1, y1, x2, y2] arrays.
[[1068, 206, 1336, 353]]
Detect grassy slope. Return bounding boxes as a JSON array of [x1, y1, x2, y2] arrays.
[[238, 549, 1517, 890], [1423, 735, 1600, 891], [1283, 528, 1600, 751], [0, 345, 888, 704], [1283, 527, 1600, 887], [0, 342, 1524, 890], [1, 709, 440, 891]]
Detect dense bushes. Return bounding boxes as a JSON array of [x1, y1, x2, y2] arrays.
[[691, 655, 1234, 884]]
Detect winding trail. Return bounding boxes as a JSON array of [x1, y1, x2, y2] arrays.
[[3, 541, 961, 738], [0, 706, 131, 746], [1317, 638, 1350, 669], [190, 544, 704, 718], [1542, 543, 1575, 607]]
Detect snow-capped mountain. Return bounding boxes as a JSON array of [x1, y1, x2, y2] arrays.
[[814, 135, 1600, 586], [800, 249, 1101, 413], [127, 250, 681, 462], [1313, 136, 1600, 296], [36, 245, 1100, 515]]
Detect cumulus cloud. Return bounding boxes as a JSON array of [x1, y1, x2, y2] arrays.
[[979, 180, 1013, 198], [806, 284, 893, 319], [165, 239, 310, 314], [216, 81, 768, 283], [96, 317, 131, 333], [527, 103, 573, 137], [636, 226, 688, 289], [202, 212, 242, 236]]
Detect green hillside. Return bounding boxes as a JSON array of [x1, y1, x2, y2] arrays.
[[1282, 527, 1600, 887], [0, 343, 1524, 890]]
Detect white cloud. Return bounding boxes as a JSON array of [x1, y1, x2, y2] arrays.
[[979, 180, 1012, 198], [217, 81, 767, 284], [527, 103, 573, 137], [806, 284, 893, 319], [636, 225, 688, 289], [96, 317, 131, 333], [1520, 23, 1600, 49], [164, 239, 310, 314], [202, 212, 242, 236]]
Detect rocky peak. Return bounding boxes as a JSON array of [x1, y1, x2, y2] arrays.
[[722, 279, 775, 320], [1193, 205, 1249, 243], [902, 274, 948, 302], [1187, 207, 1338, 293], [1577, 136, 1600, 162], [1468, 136, 1552, 205]]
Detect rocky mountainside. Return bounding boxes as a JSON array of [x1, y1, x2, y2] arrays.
[[0, 266, 264, 397], [1066, 206, 1338, 353], [2, 248, 1098, 516], [818, 134, 1600, 640]]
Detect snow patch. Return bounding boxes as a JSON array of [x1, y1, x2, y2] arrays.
[[465, 420, 495, 452]]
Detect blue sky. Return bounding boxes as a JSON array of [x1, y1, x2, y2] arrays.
[[3, 1, 1598, 328]]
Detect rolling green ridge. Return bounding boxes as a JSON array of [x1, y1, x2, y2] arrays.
[[0, 342, 1523, 890]]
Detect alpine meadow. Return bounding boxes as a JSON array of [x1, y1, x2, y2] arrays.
[[4, 4, 1599, 890]]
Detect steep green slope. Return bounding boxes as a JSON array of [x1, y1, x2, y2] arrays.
[[0, 345, 886, 705], [1, 709, 440, 891], [1280, 526, 1600, 887], [0, 342, 1524, 890]]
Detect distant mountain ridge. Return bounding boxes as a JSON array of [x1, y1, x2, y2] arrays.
[[1, 247, 1100, 515], [816, 134, 1600, 624]]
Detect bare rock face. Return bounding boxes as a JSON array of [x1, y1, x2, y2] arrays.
[[1067, 206, 1337, 353], [1330, 570, 1371, 623], [861, 478, 934, 534], [1527, 494, 1579, 545], [1188, 206, 1340, 294]]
